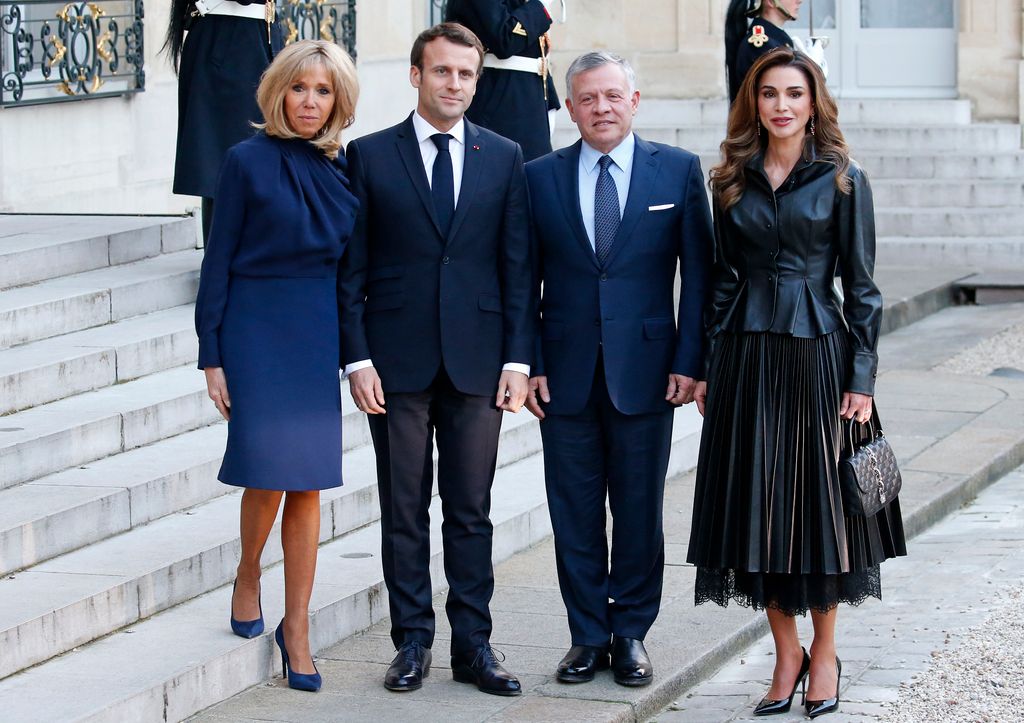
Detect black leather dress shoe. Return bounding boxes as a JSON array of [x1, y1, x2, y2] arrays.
[[556, 644, 611, 683], [611, 637, 653, 687], [451, 646, 522, 696], [384, 641, 431, 692]]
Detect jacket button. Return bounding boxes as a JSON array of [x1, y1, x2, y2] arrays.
[[442, 256, 450, 265], [766, 222, 773, 229], [600, 273, 608, 281], [768, 274, 775, 282]]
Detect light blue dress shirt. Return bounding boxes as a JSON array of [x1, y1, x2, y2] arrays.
[[578, 133, 635, 250]]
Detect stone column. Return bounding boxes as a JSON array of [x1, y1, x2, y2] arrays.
[[958, 0, 1023, 121]]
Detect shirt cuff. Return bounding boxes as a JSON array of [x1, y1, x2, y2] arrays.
[[343, 359, 373, 378], [502, 362, 531, 377]]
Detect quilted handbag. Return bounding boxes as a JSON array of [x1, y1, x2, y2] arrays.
[[839, 411, 902, 517]]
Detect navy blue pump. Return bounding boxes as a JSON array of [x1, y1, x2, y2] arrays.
[[229, 580, 264, 639], [275, 621, 322, 692]]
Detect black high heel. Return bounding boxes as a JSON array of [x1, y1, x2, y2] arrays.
[[805, 657, 842, 718], [753, 647, 810, 716]]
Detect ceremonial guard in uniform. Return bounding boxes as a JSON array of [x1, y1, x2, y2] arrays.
[[165, 0, 283, 240], [725, 0, 800, 103], [445, 0, 562, 161]]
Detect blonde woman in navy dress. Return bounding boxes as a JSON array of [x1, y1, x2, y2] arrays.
[[194, 40, 359, 692]]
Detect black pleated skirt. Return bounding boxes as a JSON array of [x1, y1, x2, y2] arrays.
[[687, 330, 906, 615]]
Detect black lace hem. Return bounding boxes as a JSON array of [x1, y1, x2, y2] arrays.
[[694, 566, 882, 617]]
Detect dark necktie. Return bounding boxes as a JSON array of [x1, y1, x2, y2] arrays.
[[431, 133, 455, 237], [594, 155, 620, 262]]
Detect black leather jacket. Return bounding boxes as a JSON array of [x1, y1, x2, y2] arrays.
[[707, 149, 882, 395]]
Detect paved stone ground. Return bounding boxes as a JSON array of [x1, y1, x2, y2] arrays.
[[194, 301, 1024, 723], [656, 463, 1024, 723]]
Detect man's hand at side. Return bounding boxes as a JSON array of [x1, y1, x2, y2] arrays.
[[525, 375, 550, 419], [496, 370, 529, 413], [665, 373, 697, 406], [349, 366, 386, 414]]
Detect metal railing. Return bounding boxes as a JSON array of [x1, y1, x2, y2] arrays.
[[1, 0, 144, 107], [280, 0, 356, 59]]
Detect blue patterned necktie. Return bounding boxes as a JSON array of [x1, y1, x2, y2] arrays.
[[594, 154, 620, 262], [431, 133, 455, 237]]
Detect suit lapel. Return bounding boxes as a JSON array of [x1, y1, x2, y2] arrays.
[[447, 120, 484, 246], [602, 136, 660, 269], [552, 141, 599, 269], [395, 114, 444, 239]]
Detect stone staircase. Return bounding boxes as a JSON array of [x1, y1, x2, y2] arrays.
[[554, 97, 1024, 270], [0, 94, 1014, 720], [0, 213, 702, 720]]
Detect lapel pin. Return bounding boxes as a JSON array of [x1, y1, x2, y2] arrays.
[[473, 145, 480, 151]]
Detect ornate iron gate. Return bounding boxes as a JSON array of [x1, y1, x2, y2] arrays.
[[1, 0, 144, 107]]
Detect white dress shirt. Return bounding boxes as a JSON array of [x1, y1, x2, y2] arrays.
[[343, 111, 529, 379], [411, 111, 466, 206], [578, 133, 635, 250]]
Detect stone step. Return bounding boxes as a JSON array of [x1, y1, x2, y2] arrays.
[[852, 151, 1024, 180], [0, 365, 219, 491], [878, 237, 1024, 270], [0, 304, 196, 415], [693, 151, 1024, 181], [955, 271, 1024, 304], [0, 409, 702, 721], [0, 425, 228, 578], [568, 98, 974, 128], [871, 179, 1024, 208], [0, 249, 202, 350], [875, 207, 1024, 238], [0, 397, 541, 581], [0, 214, 198, 290], [555, 124, 1023, 154], [0, 363, 382, 493]]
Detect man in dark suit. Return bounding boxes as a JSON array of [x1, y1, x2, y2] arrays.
[[445, 0, 561, 161], [524, 51, 713, 687], [337, 23, 532, 697]]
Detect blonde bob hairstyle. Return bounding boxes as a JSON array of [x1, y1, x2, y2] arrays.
[[255, 40, 358, 160]]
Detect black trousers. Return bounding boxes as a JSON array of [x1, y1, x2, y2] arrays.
[[368, 366, 502, 655], [540, 360, 674, 646]]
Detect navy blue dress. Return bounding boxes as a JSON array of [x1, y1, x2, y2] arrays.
[[195, 134, 358, 491]]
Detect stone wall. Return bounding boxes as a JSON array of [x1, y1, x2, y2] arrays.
[[958, 0, 1024, 120], [0, 0, 423, 215], [0, 0, 1021, 214], [547, 0, 725, 99]]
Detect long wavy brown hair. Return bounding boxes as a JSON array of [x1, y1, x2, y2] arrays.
[[711, 48, 851, 209]]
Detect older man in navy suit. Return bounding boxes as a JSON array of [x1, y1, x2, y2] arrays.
[[338, 23, 532, 697], [524, 51, 713, 687]]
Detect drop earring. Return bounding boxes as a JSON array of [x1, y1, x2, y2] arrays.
[[809, 115, 816, 136]]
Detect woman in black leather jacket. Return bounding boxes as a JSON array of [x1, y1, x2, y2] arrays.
[[687, 48, 905, 718]]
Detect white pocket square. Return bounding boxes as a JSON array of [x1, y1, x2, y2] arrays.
[[648, 203, 675, 211]]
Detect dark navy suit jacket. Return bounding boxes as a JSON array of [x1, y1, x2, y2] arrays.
[[526, 136, 714, 416], [338, 115, 534, 397]]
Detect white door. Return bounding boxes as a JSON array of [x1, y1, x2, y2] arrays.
[[786, 0, 957, 98]]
